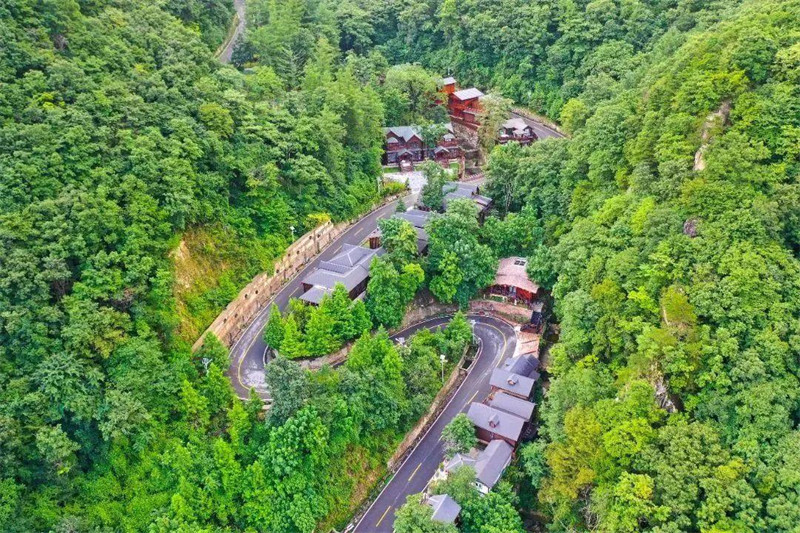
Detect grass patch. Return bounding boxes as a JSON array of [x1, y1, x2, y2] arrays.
[[171, 225, 286, 344]]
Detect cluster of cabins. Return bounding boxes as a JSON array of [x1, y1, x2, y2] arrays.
[[424, 352, 541, 526], [298, 182, 493, 307], [421, 261, 546, 527], [382, 77, 540, 171], [383, 123, 461, 167]]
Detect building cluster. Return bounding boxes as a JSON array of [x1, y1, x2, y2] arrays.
[[383, 123, 462, 167], [382, 77, 540, 171], [369, 208, 434, 254], [300, 182, 493, 307], [368, 181, 493, 258], [423, 261, 545, 526]]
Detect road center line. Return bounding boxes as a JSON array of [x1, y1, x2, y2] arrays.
[[467, 390, 480, 404], [376, 506, 392, 527], [408, 463, 422, 482]]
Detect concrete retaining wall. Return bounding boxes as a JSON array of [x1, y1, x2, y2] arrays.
[[192, 220, 348, 351], [387, 346, 469, 470]]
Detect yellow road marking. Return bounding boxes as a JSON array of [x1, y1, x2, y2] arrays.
[[468, 390, 480, 404], [376, 506, 392, 527], [408, 463, 422, 481], [478, 322, 509, 367]]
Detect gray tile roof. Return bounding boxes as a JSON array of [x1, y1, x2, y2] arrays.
[[489, 392, 535, 421], [384, 125, 422, 143], [445, 453, 477, 474], [501, 354, 540, 377], [446, 440, 514, 490], [427, 494, 461, 523], [301, 245, 382, 295], [384, 123, 455, 144], [489, 368, 536, 398], [474, 439, 514, 489], [501, 117, 533, 135], [440, 77, 457, 86], [467, 402, 526, 442], [397, 208, 436, 229], [299, 286, 332, 305], [440, 181, 492, 213], [453, 87, 484, 100]]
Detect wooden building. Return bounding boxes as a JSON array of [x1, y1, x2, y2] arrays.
[[498, 118, 539, 145], [383, 123, 461, 167], [489, 257, 540, 305], [449, 87, 485, 129], [467, 402, 526, 447], [299, 244, 383, 305]]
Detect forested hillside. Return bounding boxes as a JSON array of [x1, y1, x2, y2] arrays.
[[4, 0, 800, 531], [479, 0, 800, 530], [0, 0, 386, 530]]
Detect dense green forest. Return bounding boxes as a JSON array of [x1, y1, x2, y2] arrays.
[[480, 0, 800, 531], [3, 0, 800, 531], [0, 0, 388, 530]]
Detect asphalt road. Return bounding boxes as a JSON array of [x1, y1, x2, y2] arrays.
[[353, 315, 517, 533], [219, 0, 246, 64], [510, 111, 566, 140], [227, 198, 407, 399]]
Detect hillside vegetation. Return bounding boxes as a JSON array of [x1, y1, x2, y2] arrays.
[[0, 0, 385, 530], [481, 1, 800, 530], [3, 0, 800, 532]]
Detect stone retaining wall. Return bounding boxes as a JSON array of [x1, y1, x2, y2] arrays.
[[191, 193, 405, 352], [192, 220, 348, 351]]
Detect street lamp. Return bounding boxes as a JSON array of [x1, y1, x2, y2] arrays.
[[440, 353, 447, 383], [290, 225, 295, 240]]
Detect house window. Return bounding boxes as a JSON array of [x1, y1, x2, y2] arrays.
[[514, 259, 527, 267]]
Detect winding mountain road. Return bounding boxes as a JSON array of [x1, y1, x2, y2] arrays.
[[353, 315, 517, 533], [221, 112, 558, 532], [219, 0, 246, 64], [227, 198, 406, 400]]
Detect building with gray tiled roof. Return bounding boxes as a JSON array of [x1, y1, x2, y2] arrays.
[[299, 244, 383, 305], [426, 494, 461, 524], [440, 181, 493, 222], [383, 123, 461, 166], [467, 402, 526, 446], [444, 439, 514, 494], [489, 368, 537, 400], [489, 391, 536, 422], [501, 354, 540, 377], [368, 208, 437, 255]]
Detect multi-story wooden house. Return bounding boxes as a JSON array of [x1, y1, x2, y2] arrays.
[[383, 123, 461, 166], [449, 87, 485, 128]]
